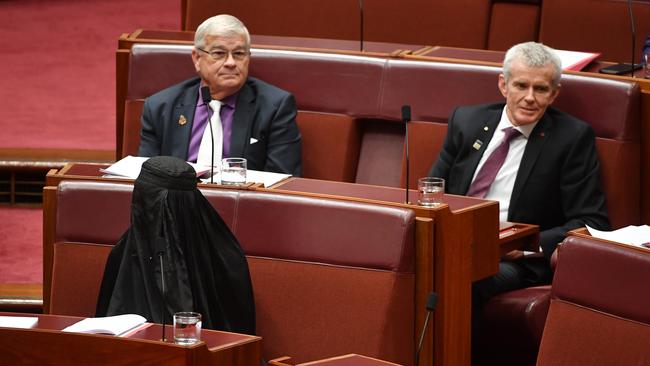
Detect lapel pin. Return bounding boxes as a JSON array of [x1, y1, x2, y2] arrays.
[[483, 126, 489, 131], [473, 140, 483, 150], [178, 115, 187, 126]]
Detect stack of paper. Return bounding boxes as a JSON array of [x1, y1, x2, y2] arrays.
[[586, 225, 650, 248], [0, 316, 38, 329]]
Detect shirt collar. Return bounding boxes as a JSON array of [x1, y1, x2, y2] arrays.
[[499, 106, 538, 139], [197, 82, 239, 108]]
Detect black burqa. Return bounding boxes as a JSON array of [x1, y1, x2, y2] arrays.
[[96, 156, 255, 334]]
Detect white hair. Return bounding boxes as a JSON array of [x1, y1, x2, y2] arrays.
[[194, 14, 250, 49], [503, 42, 562, 86]]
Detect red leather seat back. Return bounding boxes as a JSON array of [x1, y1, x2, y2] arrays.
[[537, 236, 650, 365]]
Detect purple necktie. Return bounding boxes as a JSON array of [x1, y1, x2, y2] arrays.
[[467, 127, 521, 198]]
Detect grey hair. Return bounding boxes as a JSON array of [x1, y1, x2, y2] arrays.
[[503, 42, 562, 86], [194, 14, 251, 49]]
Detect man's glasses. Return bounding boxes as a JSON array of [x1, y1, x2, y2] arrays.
[[196, 48, 250, 62]]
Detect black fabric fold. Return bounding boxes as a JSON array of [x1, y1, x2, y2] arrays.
[[96, 156, 256, 335]]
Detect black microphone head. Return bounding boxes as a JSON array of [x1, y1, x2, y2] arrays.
[[426, 292, 438, 311], [201, 86, 212, 105], [401, 105, 411, 123], [153, 237, 167, 255]]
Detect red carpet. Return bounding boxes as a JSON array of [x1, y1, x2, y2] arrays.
[[0, 207, 43, 283], [0, 0, 180, 285], [0, 0, 179, 151]]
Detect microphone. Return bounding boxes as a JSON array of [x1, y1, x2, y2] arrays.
[[154, 237, 168, 341], [200, 86, 215, 183], [402, 105, 411, 204], [599, 0, 642, 76], [415, 292, 439, 366], [626, 0, 639, 77], [358, 0, 364, 52]]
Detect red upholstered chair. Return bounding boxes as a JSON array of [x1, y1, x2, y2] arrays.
[[536, 236, 650, 365]]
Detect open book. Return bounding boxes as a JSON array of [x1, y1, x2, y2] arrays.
[[62, 314, 148, 337]]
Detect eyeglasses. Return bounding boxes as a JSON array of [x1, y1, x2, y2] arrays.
[[196, 47, 250, 62]]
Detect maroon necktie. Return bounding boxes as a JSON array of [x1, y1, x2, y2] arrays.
[[466, 127, 521, 198]]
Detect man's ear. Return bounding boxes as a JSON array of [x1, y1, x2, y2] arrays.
[[191, 49, 201, 73], [498, 74, 508, 98], [549, 83, 561, 104]]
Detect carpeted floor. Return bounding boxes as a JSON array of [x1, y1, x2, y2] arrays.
[[0, 0, 179, 151], [0, 207, 42, 283], [0, 0, 180, 284]]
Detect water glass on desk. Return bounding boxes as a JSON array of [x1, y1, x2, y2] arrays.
[[173, 312, 202, 345], [220, 158, 247, 185], [644, 53, 650, 79], [418, 177, 445, 207]]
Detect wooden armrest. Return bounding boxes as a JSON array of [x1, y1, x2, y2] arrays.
[[268, 356, 294, 366]]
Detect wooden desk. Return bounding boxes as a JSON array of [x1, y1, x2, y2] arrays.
[[43, 166, 539, 366], [270, 354, 402, 366], [264, 177, 526, 366], [0, 312, 261, 366]]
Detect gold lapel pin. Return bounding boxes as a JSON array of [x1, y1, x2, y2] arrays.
[[473, 140, 483, 150], [178, 115, 187, 126]]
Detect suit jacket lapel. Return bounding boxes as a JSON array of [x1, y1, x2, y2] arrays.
[[460, 109, 502, 192], [171, 83, 199, 160], [509, 114, 552, 214], [229, 82, 255, 158]]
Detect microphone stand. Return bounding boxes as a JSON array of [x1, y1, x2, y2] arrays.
[[415, 292, 439, 366], [358, 0, 364, 52], [402, 105, 412, 204], [159, 252, 166, 341], [627, 0, 637, 77], [201, 86, 215, 183]]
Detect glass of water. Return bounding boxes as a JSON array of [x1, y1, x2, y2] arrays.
[[220, 157, 247, 185], [173, 312, 202, 345], [418, 177, 445, 207]]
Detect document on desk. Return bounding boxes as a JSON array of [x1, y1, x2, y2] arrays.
[[201, 169, 291, 187], [556, 50, 601, 71], [62, 314, 149, 337], [100, 155, 210, 179], [0, 315, 38, 329], [587, 225, 650, 249]]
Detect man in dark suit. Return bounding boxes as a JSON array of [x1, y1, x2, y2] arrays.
[[139, 14, 301, 176], [429, 42, 610, 300]]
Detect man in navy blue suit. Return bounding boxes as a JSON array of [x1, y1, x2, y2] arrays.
[[139, 14, 301, 176], [429, 42, 610, 300]]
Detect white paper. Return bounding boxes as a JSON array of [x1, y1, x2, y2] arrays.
[[0, 316, 38, 329], [100, 156, 210, 179], [201, 169, 291, 187], [586, 225, 650, 248], [62, 314, 147, 336], [555, 50, 600, 71]]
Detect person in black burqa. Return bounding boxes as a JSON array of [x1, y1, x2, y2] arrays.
[[96, 155, 255, 335]]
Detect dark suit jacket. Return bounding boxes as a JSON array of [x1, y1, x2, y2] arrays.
[[138, 77, 302, 175], [429, 103, 610, 256]]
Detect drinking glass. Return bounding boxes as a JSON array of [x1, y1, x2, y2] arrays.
[[173, 312, 202, 345], [418, 177, 445, 207], [220, 158, 247, 185]]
